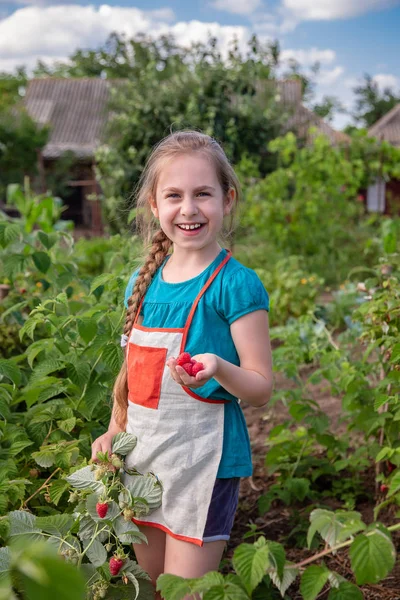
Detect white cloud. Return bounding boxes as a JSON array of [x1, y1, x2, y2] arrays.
[[373, 73, 400, 91], [210, 0, 263, 16], [315, 66, 344, 86], [280, 47, 336, 66], [282, 0, 400, 21], [0, 5, 250, 72]]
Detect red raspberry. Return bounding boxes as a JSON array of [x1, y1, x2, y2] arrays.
[[109, 556, 124, 576], [182, 362, 194, 376], [387, 461, 396, 473], [96, 502, 109, 518], [192, 362, 205, 376], [380, 484, 389, 493], [177, 352, 192, 366]]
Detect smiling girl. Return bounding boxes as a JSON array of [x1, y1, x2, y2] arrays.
[[91, 131, 273, 585]]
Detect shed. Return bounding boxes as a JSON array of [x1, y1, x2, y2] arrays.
[[367, 103, 400, 214], [24, 78, 111, 235]]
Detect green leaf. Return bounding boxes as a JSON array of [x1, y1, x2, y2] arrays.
[[32, 251, 51, 273], [0, 546, 11, 584], [102, 343, 122, 374], [156, 574, 192, 600], [121, 559, 151, 582], [35, 515, 74, 538], [349, 526, 396, 584], [203, 582, 249, 600], [125, 572, 140, 600], [66, 361, 90, 388], [90, 273, 114, 294], [49, 479, 69, 506], [269, 563, 298, 596], [285, 477, 310, 502], [307, 510, 365, 549], [66, 466, 105, 493], [32, 449, 55, 468], [4, 223, 21, 245], [8, 511, 42, 541], [232, 537, 270, 595], [15, 542, 86, 600], [9, 439, 34, 457], [328, 582, 363, 600], [38, 231, 57, 250], [300, 565, 330, 600], [123, 473, 162, 510], [77, 318, 97, 344], [267, 541, 285, 580], [112, 432, 137, 456], [57, 417, 76, 433], [83, 538, 107, 567], [0, 360, 21, 386], [388, 471, 400, 497], [113, 516, 147, 544]]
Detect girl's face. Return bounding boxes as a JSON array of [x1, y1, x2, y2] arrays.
[[151, 153, 235, 254]]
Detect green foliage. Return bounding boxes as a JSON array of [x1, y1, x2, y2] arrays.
[[352, 73, 400, 128], [0, 109, 49, 199], [241, 131, 400, 285], [93, 35, 295, 232], [1, 432, 159, 599]]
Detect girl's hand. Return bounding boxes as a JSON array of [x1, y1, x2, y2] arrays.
[[91, 430, 115, 462], [166, 353, 219, 389]]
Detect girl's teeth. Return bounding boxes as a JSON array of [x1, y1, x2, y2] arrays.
[[179, 224, 201, 230]]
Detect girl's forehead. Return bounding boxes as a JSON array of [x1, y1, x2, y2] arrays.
[[157, 153, 219, 188]]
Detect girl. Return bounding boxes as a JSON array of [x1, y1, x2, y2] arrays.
[[91, 130, 273, 583]]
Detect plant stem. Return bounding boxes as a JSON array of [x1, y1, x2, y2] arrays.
[[290, 522, 400, 570], [21, 467, 61, 508]]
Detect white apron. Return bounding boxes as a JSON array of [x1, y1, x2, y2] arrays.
[[124, 251, 231, 546]]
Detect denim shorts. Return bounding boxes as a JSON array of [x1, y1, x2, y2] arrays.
[[203, 477, 240, 543]]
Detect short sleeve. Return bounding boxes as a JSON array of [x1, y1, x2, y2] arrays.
[[123, 268, 140, 309], [220, 267, 269, 325]]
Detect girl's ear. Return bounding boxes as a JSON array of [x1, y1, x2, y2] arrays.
[[150, 197, 159, 219], [223, 188, 235, 216]]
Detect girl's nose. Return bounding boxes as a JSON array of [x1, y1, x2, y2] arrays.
[[180, 197, 199, 216]]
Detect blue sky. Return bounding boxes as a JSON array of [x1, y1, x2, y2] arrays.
[[0, 0, 399, 129]]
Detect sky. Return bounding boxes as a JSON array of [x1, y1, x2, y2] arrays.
[[0, 0, 399, 129]]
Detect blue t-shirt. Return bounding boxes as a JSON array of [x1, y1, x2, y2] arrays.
[[123, 248, 270, 478]]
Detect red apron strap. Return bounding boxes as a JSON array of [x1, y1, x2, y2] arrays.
[[133, 297, 144, 325], [181, 250, 231, 347]]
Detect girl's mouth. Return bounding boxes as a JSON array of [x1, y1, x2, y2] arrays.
[[176, 223, 206, 235]]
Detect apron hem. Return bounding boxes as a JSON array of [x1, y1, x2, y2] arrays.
[[132, 518, 204, 547]]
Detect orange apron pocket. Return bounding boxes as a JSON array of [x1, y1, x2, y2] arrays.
[[127, 342, 167, 410]]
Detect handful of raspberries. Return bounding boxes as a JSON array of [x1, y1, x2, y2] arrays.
[[176, 352, 205, 377]]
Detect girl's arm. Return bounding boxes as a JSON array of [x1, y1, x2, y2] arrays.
[[167, 309, 273, 407]]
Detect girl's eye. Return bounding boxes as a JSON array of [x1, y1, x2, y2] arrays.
[[198, 192, 210, 196], [166, 193, 180, 199]]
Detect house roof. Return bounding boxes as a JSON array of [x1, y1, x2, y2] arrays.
[[24, 78, 110, 159], [368, 103, 400, 146], [286, 104, 350, 145], [24, 77, 347, 159]]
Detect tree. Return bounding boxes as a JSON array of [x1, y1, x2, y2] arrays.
[[0, 106, 49, 199], [353, 74, 400, 128], [92, 34, 299, 231]]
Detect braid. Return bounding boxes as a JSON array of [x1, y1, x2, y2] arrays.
[[124, 229, 172, 336], [112, 229, 172, 428]]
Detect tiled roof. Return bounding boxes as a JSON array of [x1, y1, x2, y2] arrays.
[[24, 78, 110, 159], [286, 104, 350, 145], [368, 103, 400, 146], [24, 77, 347, 158]]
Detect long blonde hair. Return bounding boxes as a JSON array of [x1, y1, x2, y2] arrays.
[[113, 130, 242, 427]]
